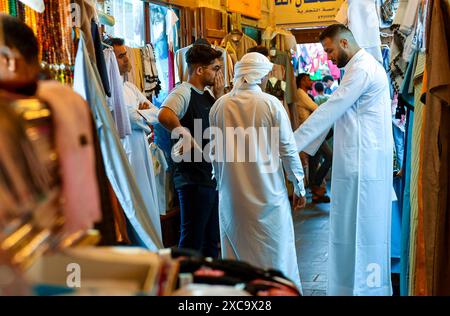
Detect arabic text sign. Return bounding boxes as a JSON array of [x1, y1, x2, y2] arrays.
[[275, 0, 344, 25]]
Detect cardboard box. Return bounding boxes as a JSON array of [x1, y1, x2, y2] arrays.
[[25, 247, 162, 295]]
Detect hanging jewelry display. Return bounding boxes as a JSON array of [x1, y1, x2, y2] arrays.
[[37, 0, 74, 84], [0, 0, 8, 13], [1, 0, 74, 84], [9, 0, 17, 16]]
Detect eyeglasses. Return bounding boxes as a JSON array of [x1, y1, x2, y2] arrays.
[[203, 65, 223, 72]]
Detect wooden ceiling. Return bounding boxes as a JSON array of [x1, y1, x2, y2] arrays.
[[290, 28, 327, 44]]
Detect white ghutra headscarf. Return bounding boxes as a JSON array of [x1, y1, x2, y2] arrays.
[[230, 52, 273, 96]]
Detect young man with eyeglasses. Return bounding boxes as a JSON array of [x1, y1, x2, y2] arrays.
[[158, 44, 224, 258]]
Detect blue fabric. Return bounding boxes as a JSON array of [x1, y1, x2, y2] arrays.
[[152, 92, 173, 158], [391, 177, 402, 274], [400, 109, 414, 296], [73, 33, 163, 251], [382, 46, 394, 98], [399, 52, 417, 108], [393, 123, 406, 170]]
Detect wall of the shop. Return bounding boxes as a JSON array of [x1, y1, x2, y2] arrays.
[[154, 0, 275, 29], [147, 0, 275, 47]]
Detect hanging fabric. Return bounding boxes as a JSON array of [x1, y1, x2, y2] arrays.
[[73, 33, 163, 251], [174, 43, 231, 88], [166, 8, 178, 92], [142, 44, 161, 99], [422, 0, 450, 295], [103, 48, 132, 139], [220, 31, 257, 62], [347, 0, 383, 63]]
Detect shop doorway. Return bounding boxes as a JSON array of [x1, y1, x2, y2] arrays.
[[148, 2, 181, 107]]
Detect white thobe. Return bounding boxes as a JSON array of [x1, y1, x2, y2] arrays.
[[209, 84, 306, 291], [123, 81, 162, 242], [294, 49, 393, 296]]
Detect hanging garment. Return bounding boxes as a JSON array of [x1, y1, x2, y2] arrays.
[[150, 143, 169, 216], [174, 45, 230, 87], [399, 0, 421, 35], [125, 47, 145, 93], [103, 48, 132, 139], [266, 63, 287, 108], [166, 8, 178, 92], [168, 48, 175, 92], [225, 41, 238, 66], [73, 33, 163, 251], [123, 80, 162, 242], [272, 50, 298, 106], [422, 0, 450, 295], [400, 108, 414, 296], [328, 60, 341, 81], [73, 0, 96, 64], [142, 44, 161, 99], [347, 0, 383, 63], [36, 80, 101, 234], [220, 33, 257, 61], [134, 48, 145, 92], [91, 20, 111, 97], [166, 8, 179, 52], [391, 176, 402, 274], [210, 83, 305, 291], [377, 0, 399, 28], [408, 53, 427, 296], [294, 49, 393, 296]]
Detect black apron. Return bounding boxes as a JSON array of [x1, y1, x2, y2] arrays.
[[172, 88, 216, 190]]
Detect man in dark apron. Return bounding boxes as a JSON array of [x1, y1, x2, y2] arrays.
[[158, 44, 224, 258]]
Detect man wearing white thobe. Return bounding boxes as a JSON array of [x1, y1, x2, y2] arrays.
[[294, 24, 393, 296], [110, 38, 163, 244], [209, 53, 307, 291]]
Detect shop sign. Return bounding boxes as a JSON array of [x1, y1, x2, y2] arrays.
[[227, 0, 262, 19], [275, 0, 344, 25]]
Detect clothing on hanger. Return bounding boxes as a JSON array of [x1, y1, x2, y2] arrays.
[[104, 48, 132, 139], [73, 32, 163, 251], [220, 32, 257, 61]]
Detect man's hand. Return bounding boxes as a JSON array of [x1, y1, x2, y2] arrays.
[[138, 102, 150, 110], [213, 70, 225, 99], [171, 128, 203, 158], [293, 194, 306, 211]]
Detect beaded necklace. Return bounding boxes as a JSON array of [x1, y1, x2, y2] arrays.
[[37, 0, 74, 84], [1, 0, 74, 84]]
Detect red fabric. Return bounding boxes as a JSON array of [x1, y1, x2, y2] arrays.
[[168, 49, 175, 91]]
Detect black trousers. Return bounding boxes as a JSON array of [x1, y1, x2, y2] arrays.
[[309, 141, 333, 187], [177, 184, 220, 258]]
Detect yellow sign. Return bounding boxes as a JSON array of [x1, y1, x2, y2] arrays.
[[227, 0, 262, 19], [274, 0, 344, 25]]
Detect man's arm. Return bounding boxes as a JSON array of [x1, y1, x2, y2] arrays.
[[294, 69, 370, 152], [158, 107, 182, 132], [275, 98, 306, 206]]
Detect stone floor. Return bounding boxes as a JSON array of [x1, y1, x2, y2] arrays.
[[293, 193, 330, 296]]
